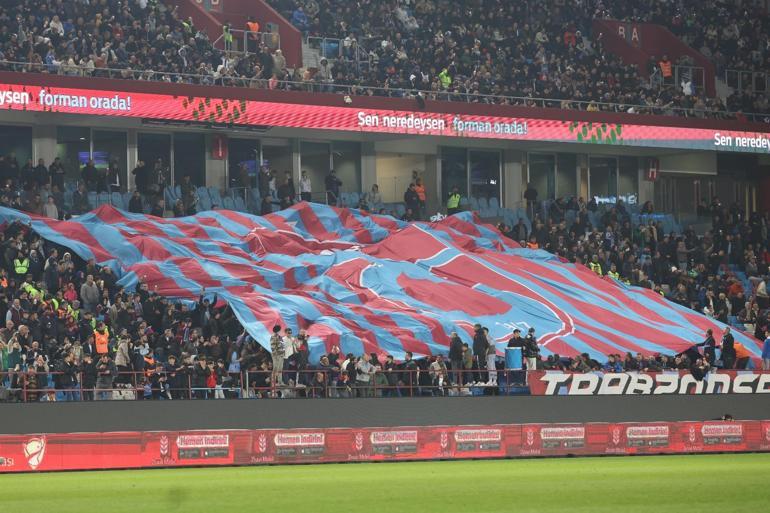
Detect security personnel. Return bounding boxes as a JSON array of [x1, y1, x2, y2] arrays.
[[523, 328, 540, 371], [94, 322, 110, 355], [13, 252, 29, 277], [588, 254, 603, 276], [607, 263, 620, 280], [447, 187, 461, 215], [720, 326, 736, 370], [222, 22, 233, 51]]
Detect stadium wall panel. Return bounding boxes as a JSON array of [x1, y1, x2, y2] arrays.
[[1, 420, 768, 472], [1, 395, 767, 435]]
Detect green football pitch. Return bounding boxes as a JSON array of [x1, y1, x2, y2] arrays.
[[4, 453, 769, 512]]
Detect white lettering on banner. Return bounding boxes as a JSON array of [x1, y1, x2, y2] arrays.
[[273, 432, 325, 447], [628, 373, 654, 394], [540, 427, 585, 440], [453, 429, 502, 442], [757, 373, 770, 393], [714, 132, 770, 151], [596, 373, 629, 394], [38, 90, 132, 111], [701, 424, 742, 437], [370, 431, 418, 445], [176, 434, 229, 448], [733, 374, 758, 394], [452, 116, 528, 135], [652, 373, 678, 394], [568, 373, 599, 394], [705, 372, 731, 394], [0, 90, 30, 106], [540, 372, 571, 395], [626, 426, 669, 439], [356, 112, 445, 131], [534, 371, 770, 395]]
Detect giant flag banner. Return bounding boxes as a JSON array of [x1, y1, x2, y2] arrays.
[[0, 203, 761, 362]]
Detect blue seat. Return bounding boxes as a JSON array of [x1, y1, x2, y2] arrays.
[[174, 185, 181, 200], [208, 187, 223, 207], [87, 191, 98, 207], [349, 192, 360, 205], [110, 192, 124, 209], [196, 186, 210, 200], [198, 194, 212, 211], [234, 196, 246, 212], [164, 186, 175, 206], [339, 192, 350, 206], [97, 192, 110, 207], [477, 197, 489, 210], [395, 204, 406, 217], [63, 191, 74, 210], [488, 197, 501, 216], [459, 196, 469, 207], [222, 196, 236, 210], [469, 197, 480, 211]]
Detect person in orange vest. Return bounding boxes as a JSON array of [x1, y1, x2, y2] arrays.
[[526, 235, 539, 249], [733, 342, 753, 370], [246, 16, 260, 52], [94, 321, 110, 355], [658, 54, 673, 84]]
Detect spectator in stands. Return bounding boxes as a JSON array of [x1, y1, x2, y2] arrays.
[[278, 171, 295, 209], [81, 160, 99, 192], [42, 196, 58, 220], [524, 183, 538, 219], [151, 199, 165, 218], [324, 169, 342, 206], [299, 171, 312, 202], [128, 191, 144, 214], [291, 6, 309, 32], [132, 161, 150, 195], [180, 175, 197, 215], [403, 183, 420, 221], [763, 330, 770, 370]]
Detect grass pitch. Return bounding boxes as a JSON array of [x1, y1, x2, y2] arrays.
[[4, 453, 768, 512]]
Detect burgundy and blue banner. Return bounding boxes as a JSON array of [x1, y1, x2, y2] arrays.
[[0, 81, 768, 152], [0, 203, 762, 363]]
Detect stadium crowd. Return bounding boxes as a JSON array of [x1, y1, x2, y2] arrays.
[[2, 166, 770, 402], [0, 0, 766, 118]]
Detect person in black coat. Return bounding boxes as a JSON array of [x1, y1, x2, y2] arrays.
[[448, 331, 464, 385], [698, 328, 717, 364], [80, 354, 98, 401], [404, 183, 421, 220], [55, 352, 78, 401], [191, 356, 211, 399], [128, 191, 144, 213], [472, 324, 490, 382], [720, 326, 735, 369]]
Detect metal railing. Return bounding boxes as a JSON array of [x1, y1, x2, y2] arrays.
[[306, 36, 370, 72], [725, 69, 768, 94], [0, 60, 768, 122], [1, 367, 529, 402], [213, 29, 281, 54]]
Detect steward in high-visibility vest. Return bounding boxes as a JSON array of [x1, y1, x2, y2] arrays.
[[607, 264, 620, 280], [94, 324, 110, 355], [13, 256, 29, 276], [21, 281, 41, 299], [588, 255, 603, 276]]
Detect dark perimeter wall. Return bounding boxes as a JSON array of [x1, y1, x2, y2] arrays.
[[2, 395, 768, 434]]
